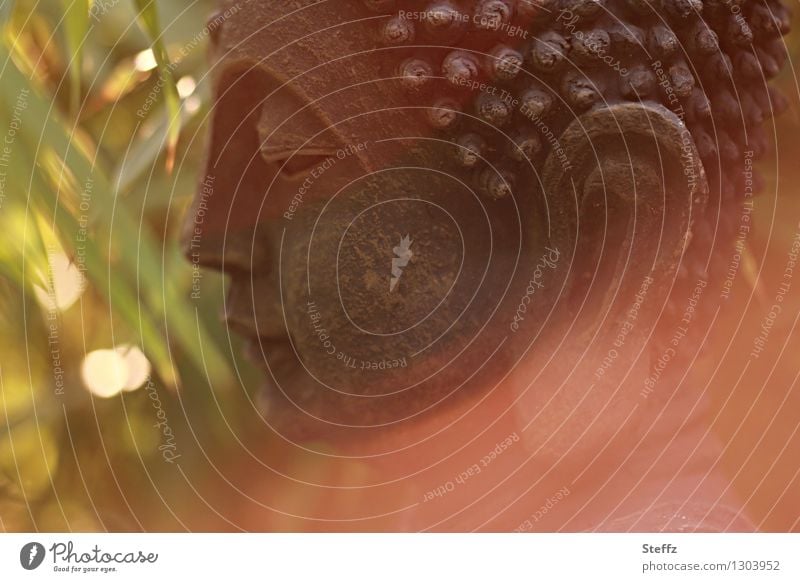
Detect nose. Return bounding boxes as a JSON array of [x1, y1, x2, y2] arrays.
[[180, 207, 288, 339], [180, 210, 269, 274]]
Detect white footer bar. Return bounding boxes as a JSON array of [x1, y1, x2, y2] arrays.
[[1, 534, 797, 581]]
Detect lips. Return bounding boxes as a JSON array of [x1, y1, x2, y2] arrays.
[[243, 336, 298, 379]]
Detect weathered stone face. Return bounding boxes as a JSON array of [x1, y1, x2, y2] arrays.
[[183, 0, 789, 438]]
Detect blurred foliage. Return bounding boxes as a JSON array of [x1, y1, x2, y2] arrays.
[[0, 0, 258, 531]]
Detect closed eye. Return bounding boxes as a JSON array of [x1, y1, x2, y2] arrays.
[[276, 154, 332, 180]]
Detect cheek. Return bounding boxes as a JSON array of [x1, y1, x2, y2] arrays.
[[276, 175, 528, 397]]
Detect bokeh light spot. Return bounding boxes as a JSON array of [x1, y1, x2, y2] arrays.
[[134, 49, 157, 72], [33, 252, 86, 312], [80, 350, 128, 398], [116, 344, 152, 392]]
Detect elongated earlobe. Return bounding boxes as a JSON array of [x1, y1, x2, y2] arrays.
[[541, 102, 708, 338]]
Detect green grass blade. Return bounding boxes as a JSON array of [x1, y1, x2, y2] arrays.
[[132, 0, 180, 172], [0, 0, 14, 26], [60, 0, 89, 116]]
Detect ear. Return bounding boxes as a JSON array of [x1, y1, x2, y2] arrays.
[[542, 102, 708, 345]]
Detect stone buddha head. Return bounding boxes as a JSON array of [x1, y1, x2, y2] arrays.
[[182, 0, 789, 453]]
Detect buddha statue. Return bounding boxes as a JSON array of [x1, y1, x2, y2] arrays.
[[181, 0, 791, 531]]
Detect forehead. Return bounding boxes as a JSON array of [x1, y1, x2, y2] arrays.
[[211, 0, 421, 151], [216, 0, 378, 63], [215, 0, 380, 83]]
